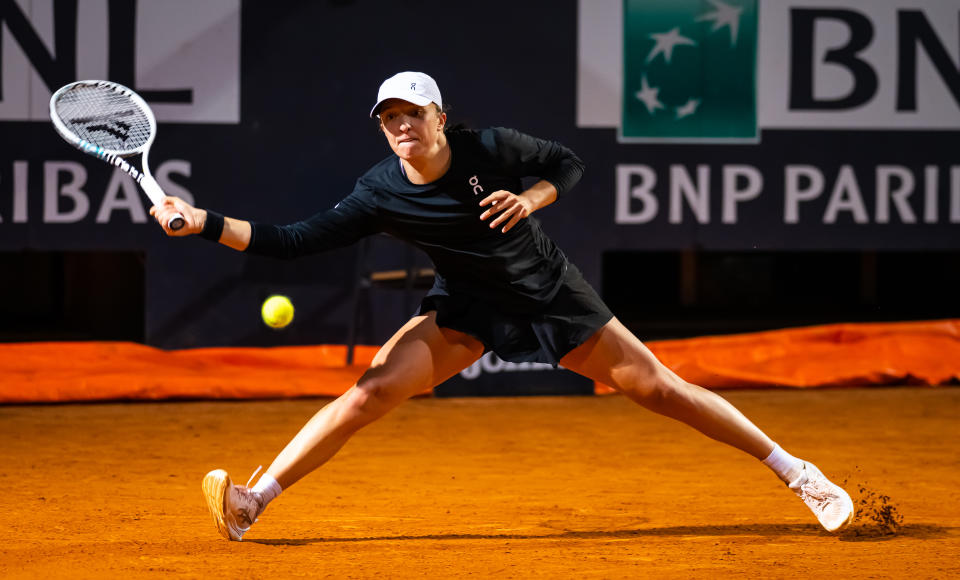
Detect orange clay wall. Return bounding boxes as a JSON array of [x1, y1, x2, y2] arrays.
[[2, 319, 958, 403]]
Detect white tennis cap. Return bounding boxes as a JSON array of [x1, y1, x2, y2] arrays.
[[369, 71, 443, 118]]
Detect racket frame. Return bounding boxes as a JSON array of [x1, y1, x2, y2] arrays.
[[49, 80, 184, 230]]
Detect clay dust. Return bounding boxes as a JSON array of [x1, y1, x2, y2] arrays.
[[841, 471, 905, 537]]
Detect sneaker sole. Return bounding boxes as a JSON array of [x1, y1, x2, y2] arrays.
[[791, 462, 857, 533], [826, 496, 856, 533], [201, 469, 236, 541]]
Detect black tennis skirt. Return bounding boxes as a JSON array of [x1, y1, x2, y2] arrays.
[[418, 263, 614, 367]]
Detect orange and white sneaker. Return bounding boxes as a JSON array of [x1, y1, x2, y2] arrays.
[[201, 468, 265, 541], [789, 461, 855, 532]]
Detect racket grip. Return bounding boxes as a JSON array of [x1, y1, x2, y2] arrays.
[[169, 214, 185, 231]]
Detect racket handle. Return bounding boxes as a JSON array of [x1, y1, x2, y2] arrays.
[[141, 172, 184, 231]]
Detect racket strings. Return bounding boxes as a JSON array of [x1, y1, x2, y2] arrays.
[[55, 85, 153, 153]]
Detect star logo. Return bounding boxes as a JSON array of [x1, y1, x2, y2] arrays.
[[621, 0, 757, 142], [635, 75, 665, 114], [647, 27, 697, 64], [676, 98, 700, 119], [696, 0, 744, 45]]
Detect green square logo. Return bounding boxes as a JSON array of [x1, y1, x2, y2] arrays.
[[622, 0, 758, 142]]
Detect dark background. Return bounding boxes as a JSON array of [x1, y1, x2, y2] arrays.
[[1, 0, 957, 350]]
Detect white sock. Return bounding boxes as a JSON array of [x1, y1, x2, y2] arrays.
[[251, 473, 283, 508], [762, 444, 804, 484]]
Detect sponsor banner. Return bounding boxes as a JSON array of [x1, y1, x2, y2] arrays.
[[759, 0, 960, 129], [1, 0, 958, 354], [580, 0, 960, 133], [0, 0, 241, 123], [578, 0, 960, 249], [0, 158, 194, 227], [0, 0, 236, 234], [614, 162, 960, 228]]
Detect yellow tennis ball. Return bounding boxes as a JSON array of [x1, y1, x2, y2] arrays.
[[261, 295, 294, 329]]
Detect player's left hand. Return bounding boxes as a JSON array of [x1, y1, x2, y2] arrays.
[[479, 190, 535, 233]]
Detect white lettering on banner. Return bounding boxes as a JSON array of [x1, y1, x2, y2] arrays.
[[44, 162, 89, 223], [618, 163, 960, 226], [925, 166, 938, 223], [616, 164, 764, 225], [460, 352, 555, 380], [876, 166, 917, 224], [13, 160, 27, 222], [953, 167, 960, 223], [577, 0, 960, 130], [616, 165, 658, 224], [0, 0, 240, 123], [670, 165, 710, 224], [156, 161, 195, 204], [0, 161, 30, 223], [823, 166, 869, 224], [2, 159, 194, 224], [784, 165, 825, 224], [723, 165, 763, 224], [96, 170, 147, 224]]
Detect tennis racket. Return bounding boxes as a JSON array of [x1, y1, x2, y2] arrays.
[[49, 80, 184, 230]]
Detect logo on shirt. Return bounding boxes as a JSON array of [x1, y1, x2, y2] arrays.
[[468, 175, 484, 196]]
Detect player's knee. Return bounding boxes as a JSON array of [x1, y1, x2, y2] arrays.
[[342, 376, 397, 424], [618, 369, 686, 410]]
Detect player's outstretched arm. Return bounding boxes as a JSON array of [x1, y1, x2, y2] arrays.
[[150, 196, 252, 251]]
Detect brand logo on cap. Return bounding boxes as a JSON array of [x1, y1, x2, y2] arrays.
[[370, 72, 442, 118]]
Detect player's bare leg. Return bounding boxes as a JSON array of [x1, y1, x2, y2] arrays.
[[265, 311, 484, 489], [202, 311, 484, 540], [561, 317, 774, 457], [560, 317, 854, 532]]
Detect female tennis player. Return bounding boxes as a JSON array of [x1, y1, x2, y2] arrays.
[[151, 71, 854, 541]]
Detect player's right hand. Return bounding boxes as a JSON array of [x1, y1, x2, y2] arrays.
[[150, 196, 205, 237]]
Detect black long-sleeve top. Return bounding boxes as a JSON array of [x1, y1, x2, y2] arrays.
[[246, 127, 585, 313]]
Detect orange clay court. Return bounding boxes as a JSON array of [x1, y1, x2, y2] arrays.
[[1, 320, 959, 578]]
